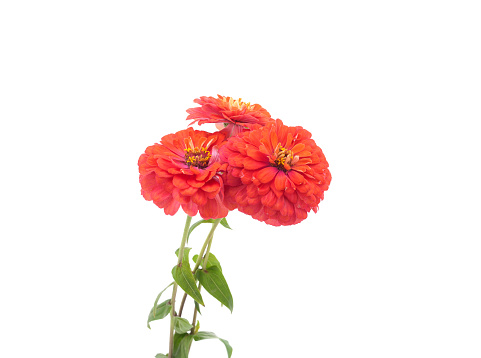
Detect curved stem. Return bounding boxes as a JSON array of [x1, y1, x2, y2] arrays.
[[189, 236, 213, 335], [192, 218, 222, 273], [178, 293, 188, 317], [189, 219, 220, 336], [202, 238, 213, 268], [177, 218, 221, 319], [190, 283, 202, 335], [168, 215, 192, 358]]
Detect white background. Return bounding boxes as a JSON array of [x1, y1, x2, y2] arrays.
[[1, 1, 480, 357]]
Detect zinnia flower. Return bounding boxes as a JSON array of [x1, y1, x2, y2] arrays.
[[186, 95, 274, 137], [138, 128, 229, 219], [220, 119, 331, 226]]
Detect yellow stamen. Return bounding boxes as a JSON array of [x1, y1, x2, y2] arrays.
[[184, 145, 212, 169], [273, 145, 295, 172]]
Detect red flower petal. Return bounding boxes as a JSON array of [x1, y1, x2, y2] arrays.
[[192, 189, 208, 206], [138, 128, 228, 219], [172, 175, 190, 189], [258, 183, 271, 195], [256, 167, 278, 184], [163, 198, 181, 216], [186, 95, 274, 133], [182, 201, 198, 217], [150, 187, 171, 203], [291, 143, 306, 154], [284, 190, 298, 204], [201, 180, 220, 193], [199, 198, 218, 219], [234, 187, 249, 206], [280, 200, 294, 217], [246, 183, 258, 198], [173, 188, 191, 204], [274, 171, 287, 191], [288, 170, 305, 185], [195, 169, 210, 181], [187, 177, 206, 188], [243, 158, 267, 170], [260, 190, 276, 207], [180, 186, 198, 196], [220, 119, 331, 226], [246, 147, 267, 162]]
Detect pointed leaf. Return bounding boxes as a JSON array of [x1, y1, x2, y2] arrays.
[[148, 282, 174, 329], [173, 333, 185, 354], [155, 354, 168, 358], [147, 299, 172, 328], [194, 300, 202, 315], [173, 333, 195, 358], [172, 249, 204, 306], [194, 331, 233, 358], [192, 252, 222, 271], [173, 317, 193, 334], [175, 247, 192, 263], [220, 217, 232, 230], [153, 282, 174, 310], [195, 266, 233, 312], [187, 219, 215, 242], [187, 217, 231, 243]]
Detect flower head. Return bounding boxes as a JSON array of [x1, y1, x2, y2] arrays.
[[186, 95, 274, 137], [138, 128, 229, 219], [220, 119, 331, 226]]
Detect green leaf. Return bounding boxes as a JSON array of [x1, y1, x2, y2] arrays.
[[187, 219, 215, 243], [175, 247, 192, 262], [153, 282, 174, 309], [173, 333, 185, 353], [195, 266, 233, 312], [172, 249, 204, 306], [192, 252, 222, 272], [147, 299, 172, 328], [155, 354, 168, 358], [173, 317, 193, 334], [194, 300, 202, 315], [187, 217, 231, 243], [194, 331, 233, 358], [178, 335, 195, 358], [220, 217, 232, 230], [173, 333, 195, 358], [148, 282, 174, 329]]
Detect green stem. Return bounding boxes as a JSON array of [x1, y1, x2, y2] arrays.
[[190, 283, 202, 335], [168, 215, 192, 358], [202, 238, 213, 268], [189, 219, 221, 336], [178, 218, 222, 318], [189, 237, 213, 336], [192, 218, 222, 273], [178, 292, 188, 318]]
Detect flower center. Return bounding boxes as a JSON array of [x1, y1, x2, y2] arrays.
[[223, 96, 254, 111], [272, 144, 299, 172], [184, 147, 211, 168]]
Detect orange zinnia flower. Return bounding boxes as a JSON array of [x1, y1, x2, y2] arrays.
[[186, 95, 274, 137], [220, 119, 331, 226], [138, 128, 229, 219]]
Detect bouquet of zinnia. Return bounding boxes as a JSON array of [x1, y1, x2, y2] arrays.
[[138, 95, 332, 358]]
